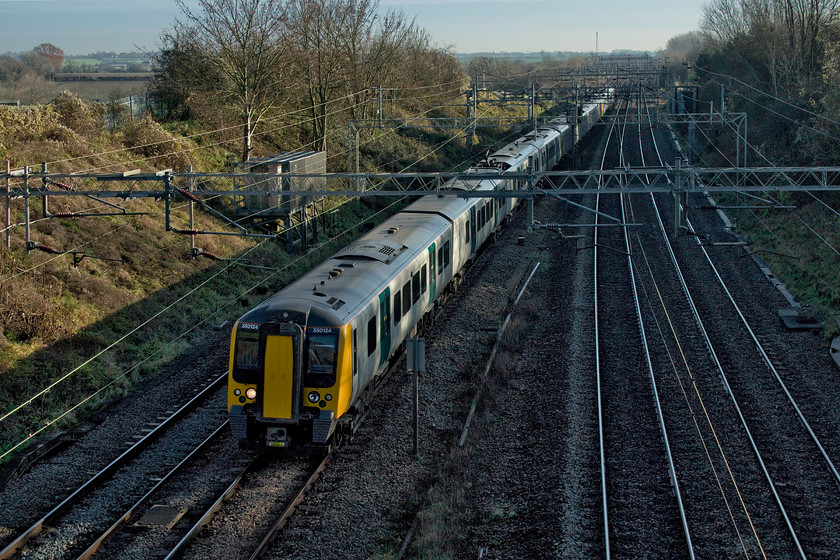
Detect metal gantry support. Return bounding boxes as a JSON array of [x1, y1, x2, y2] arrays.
[[4, 166, 840, 253], [3, 167, 840, 198]]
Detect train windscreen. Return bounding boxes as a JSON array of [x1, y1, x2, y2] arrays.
[[233, 327, 261, 383], [305, 332, 338, 388]]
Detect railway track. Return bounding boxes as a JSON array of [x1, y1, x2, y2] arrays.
[[616, 96, 840, 556], [5, 89, 840, 559], [595, 96, 692, 558], [0, 374, 229, 560], [627, 100, 801, 557]]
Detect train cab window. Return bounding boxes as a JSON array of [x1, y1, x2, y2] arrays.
[[465, 220, 471, 243], [367, 316, 377, 356], [412, 271, 421, 303], [305, 332, 338, 388], [421, 265, 427, 294], [401, 281, 410, 315], [233, 327, 260, 383], [394, 293, 402, 325]]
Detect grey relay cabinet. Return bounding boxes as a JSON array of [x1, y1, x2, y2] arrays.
[[233, 151, 327, 224]]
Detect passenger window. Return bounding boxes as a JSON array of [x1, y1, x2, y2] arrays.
[[367, 316, 377, 356], [421, 265, 427, 294], [412, 271, 421, 303], [394, 293, 401, 325], [402, 282, 411, 316]]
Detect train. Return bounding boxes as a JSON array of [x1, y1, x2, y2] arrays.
[[227, 89, 614, 449]]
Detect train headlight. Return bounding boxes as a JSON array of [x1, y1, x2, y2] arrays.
[[308, 391, 320, 403], [234, 389, 241, 396], [245, 388, 257, 400]]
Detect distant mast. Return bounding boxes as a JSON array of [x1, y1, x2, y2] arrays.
[[595, 32, 599, 58]]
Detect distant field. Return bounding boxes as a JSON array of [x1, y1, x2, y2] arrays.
[[65, 58, 101, 66], [52, 80, 150, 102], [54, 73, 152, 81]]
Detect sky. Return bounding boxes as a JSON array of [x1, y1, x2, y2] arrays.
[[0, 0, 707, 56]]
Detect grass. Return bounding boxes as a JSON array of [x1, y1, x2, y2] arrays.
[[406, 279, 538, 559], [712, 190, 840, 338], [0, 86, 553, 465]]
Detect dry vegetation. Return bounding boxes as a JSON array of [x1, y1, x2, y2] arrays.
[[0, 92, 350, 457], [0, 84, 546, 460]]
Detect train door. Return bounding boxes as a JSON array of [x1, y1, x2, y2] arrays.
[[469, 207, 477, 255], [378, 288, 391, 367], [428, 244, 436, 305], [259, 322, 303, 420]]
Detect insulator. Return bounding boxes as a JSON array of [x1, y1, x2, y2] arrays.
[[52, 212, 77, 218], [35, 244, 62, 254], [48, 179, 74, 191], [176, 187, 201, 203], [176, 229, 201, 235], [201, 251, 221, 260]]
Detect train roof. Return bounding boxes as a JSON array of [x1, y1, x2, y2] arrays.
[[239, 209, 451, 327]]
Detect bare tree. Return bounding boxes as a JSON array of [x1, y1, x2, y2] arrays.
[[287, 0, 420, 150], [287, 0, 345, 152], [702, 0, 839, 90], [170, 0, 289, 161], [338, 4, 417, 121]]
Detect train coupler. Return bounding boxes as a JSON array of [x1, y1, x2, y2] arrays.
[[265, 427, 291, 448]]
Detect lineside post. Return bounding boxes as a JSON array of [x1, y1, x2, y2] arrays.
[[41, 162, 48, 217], [406, 337, 425, 456], [674, 159, 684, 237], [164, 171, 172, 232], [527, 174, 535, 228], [24, 166, 30, 253], [5, 160, 10, 249], [188, 165, 195, 258]]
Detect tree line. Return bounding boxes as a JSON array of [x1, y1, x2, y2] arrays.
[[0, 43, 64, 84], [150, 0, 465, 163], [666, 0, 840, 166]]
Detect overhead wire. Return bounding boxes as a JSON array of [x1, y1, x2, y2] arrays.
[[0, 192, 406, 459], [675, 72, 840, 305], [0, 82, 498, 430], [695, 66, 840, 127], [0, 82, 468, 280]]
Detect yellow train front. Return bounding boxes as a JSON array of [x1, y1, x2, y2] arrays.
[[228, 309, 354, 448], [227, 206, 458, 449]]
